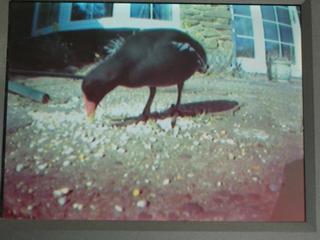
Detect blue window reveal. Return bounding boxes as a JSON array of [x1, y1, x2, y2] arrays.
[[232, 5, 255, 58], [71, 3, 113, 21], [130, 3, 172, 20]]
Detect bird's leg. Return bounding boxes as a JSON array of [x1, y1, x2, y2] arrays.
[[170, 83, 184, 116], [140, 87, 156, 121]]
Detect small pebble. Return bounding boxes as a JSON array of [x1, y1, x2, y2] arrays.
[[144, 143, 152, 150], [150, 137, 157, 143], [114, 205, 124, 212], [72, 203, 83, 211], [187, 173, 194, 178], [252, 176, 260, 182], [85, 181, 93, 188], [163, 178, 171, 185], [137, 200, 148, 208], [220, 130, 227, 136], [225, 139, 235, 145], [16, 164, 24, 172], [79, 154, 85, 161], [53, 187, 71, 198], [117, 148, 126, 154], [37, 163, 48, 171], [62, 160, 70, 167], [228, 153, 235, 160], [157, 118, 172, 131], [144, 179, 150, 184], [63, 147, 74, 155], [193, 141, 200, 146], [57, 197, 66, 206]]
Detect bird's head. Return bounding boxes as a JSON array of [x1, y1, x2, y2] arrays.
[[82, 92, 98, 123], [81, 79, 105, 123], [198, 62, 210, 74], [194, 43, 209, 74]]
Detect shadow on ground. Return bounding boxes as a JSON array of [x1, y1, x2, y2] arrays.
[[112, 100, 240, 127]]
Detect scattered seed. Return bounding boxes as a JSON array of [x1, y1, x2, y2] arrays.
[[132, 188, 141, 197]]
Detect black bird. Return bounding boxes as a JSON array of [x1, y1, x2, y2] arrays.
[[82, 29, 209, 122]]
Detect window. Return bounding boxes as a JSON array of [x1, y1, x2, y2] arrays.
[[261, 6, 295, 62], [37, 3, 59, 28], [71, 3, 113, 21], [232, 5, 255, 58], [130, 3, 172, 20]]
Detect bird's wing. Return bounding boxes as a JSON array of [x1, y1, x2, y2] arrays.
[[170, 40, 206, 68], [104, 36, 126, 57], [123, 39, 200, 87]]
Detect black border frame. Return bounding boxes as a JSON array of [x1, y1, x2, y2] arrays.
[[0, 0, 319, 239]]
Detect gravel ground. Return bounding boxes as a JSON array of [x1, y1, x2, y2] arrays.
[[3, 73, 304, 221]]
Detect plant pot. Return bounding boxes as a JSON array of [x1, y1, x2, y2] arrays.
[[267, 58, 292, 81]]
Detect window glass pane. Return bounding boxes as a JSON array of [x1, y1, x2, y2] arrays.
[[236, 37, 255, 58], [234, 16, 253, 36], [281, 44, 295, 62], [261, 6, 276, 21], [279, 25, 293, 43], [153, 4, 172, 20], [263, 22, 279, 41], [130, 3, 150, 18], [71, 3, 92, 20], [265, 41, 280, 58], [37, 3, 59, 28], [71, 3, 113, 21], [93, 3, 113, 18], [276, 7, 291, 24], [233, 5, 251, 16]]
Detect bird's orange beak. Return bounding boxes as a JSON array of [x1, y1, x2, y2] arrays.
[[83, 93, 97, 123]]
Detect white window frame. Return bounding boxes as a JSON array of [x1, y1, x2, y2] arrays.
[[32, 3, 181, 36], [231, 5, 302, 78]]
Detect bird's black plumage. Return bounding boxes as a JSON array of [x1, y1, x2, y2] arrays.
[[81, 29, 209, 120]]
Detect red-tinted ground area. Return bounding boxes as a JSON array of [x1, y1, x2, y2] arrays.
[[3, 74, 304, 221]]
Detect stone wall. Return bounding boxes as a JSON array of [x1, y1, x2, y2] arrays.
[[180, 5, 233, 73]]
